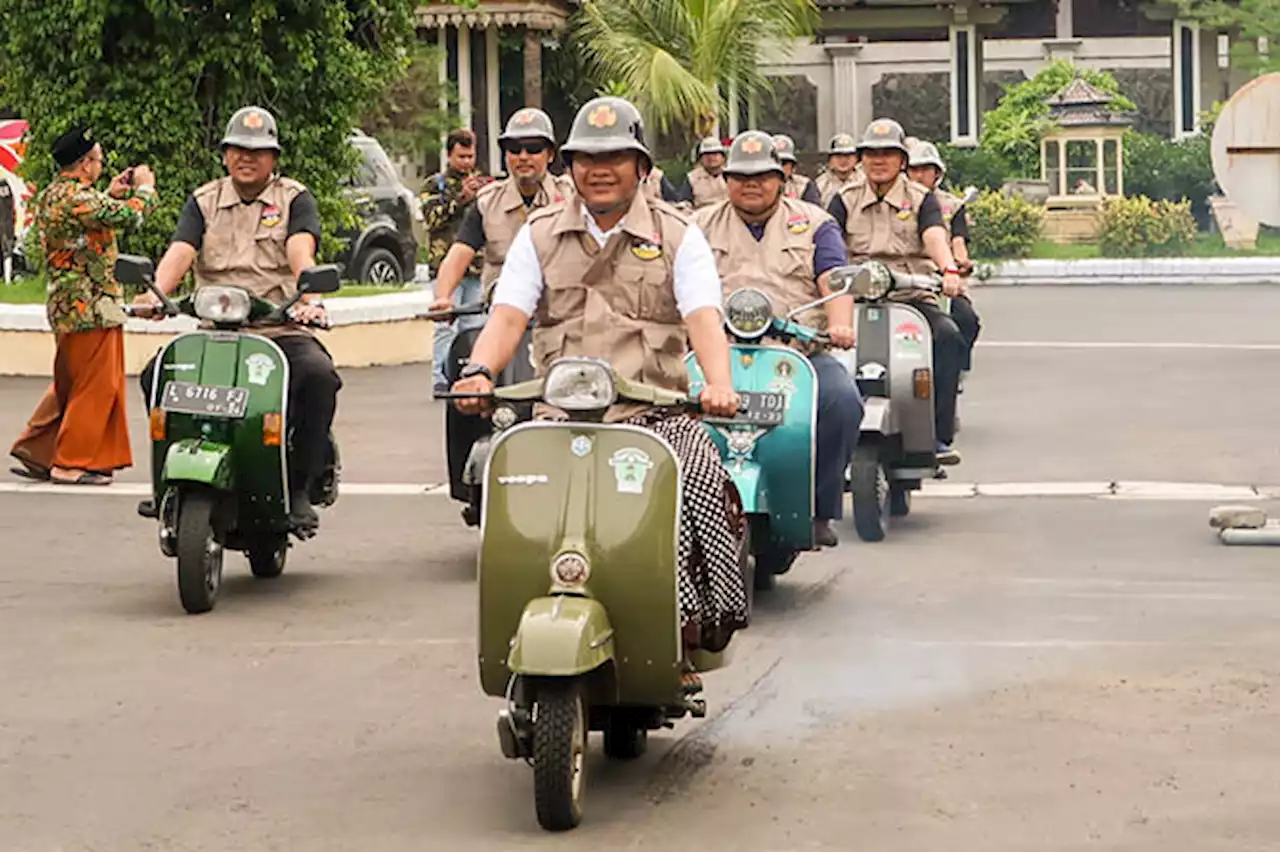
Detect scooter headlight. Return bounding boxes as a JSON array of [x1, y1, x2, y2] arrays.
[[194, 286, 252, 323], [854, 261, 893, 300], [543, 358, 616, 411], [551, 551, 590, 587], [724, 288, 773, 340]]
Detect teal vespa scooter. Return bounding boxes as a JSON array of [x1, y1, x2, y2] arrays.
[[685, 269, 860, 590], [116, 255, 342, 615]]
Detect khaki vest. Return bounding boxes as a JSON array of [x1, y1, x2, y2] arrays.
[[838, 173, 938, 304], [193, 175, 308, 335], [815, 170, 860, 208], [694, 197, 830, 334], [526, 191, 691, 422], [641, 166, 666, 202], [687, 165, 728, 209], [473, 172, 570, 288], [784, 173, 814, 203], [934, 187, 966, 238]]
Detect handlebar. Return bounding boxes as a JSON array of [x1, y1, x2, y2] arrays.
[[423, 300, 487, 322]]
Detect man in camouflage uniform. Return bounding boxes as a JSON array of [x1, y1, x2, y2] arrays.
[[422, 128, 488, 392], [815, 133, 862, 208], [770, 133, 822, 206], [907, 140, 981, 374], [10, 127, 156, 485]]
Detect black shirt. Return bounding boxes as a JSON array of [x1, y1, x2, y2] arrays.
[[453, 193, 540, 251], [171, 189, 322, 251], [949, 203, 970, 242], [826, 190, 945, 237]]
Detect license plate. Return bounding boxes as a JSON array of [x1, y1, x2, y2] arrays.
[[161, 382, 250, 418], [705, 390, 786, 426]]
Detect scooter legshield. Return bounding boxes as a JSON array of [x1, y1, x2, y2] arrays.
[[855, 302, 936, 456], [150, 331, 291, 528], [477, 422, 683, 706], [686, 345, 816, 551]]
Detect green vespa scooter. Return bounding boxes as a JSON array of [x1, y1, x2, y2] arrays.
[[116, 255, 342, 615], [446, 357, 750, 832]]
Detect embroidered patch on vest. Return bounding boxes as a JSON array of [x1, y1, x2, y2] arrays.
[[896, 200, 914, 222], [786, 213, 810, 234], [260, 204, 282, 228], [631, 240, 662, 261]]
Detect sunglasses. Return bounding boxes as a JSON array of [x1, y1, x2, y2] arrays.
[[504, 141, 550, 156]]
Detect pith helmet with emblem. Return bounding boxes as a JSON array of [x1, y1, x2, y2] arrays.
[[221, 106, 280, 152], [828, 132, 859, 155], [771, 133, 798, 163], [498, 107, 556, 147], [857, 118, 909, 156], [561, 96, 652, 169], [724, 130, 784, 178], [907, 139, 947, 174], [696, 136, 727, 157]]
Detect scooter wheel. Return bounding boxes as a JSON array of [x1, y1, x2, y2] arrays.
[[602, 715, 647, 760], [248, 535, 289, 579], [532, 681, 587, 831], [849, 445, 889, 542], [175, 490, 222, 614]]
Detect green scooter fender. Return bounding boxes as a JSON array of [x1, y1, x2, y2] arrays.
[[507, 596, 615, 677], [162, 439, 234, 491]]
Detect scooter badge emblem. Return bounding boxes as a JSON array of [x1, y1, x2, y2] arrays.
[[571, 435, 593, 457], [245, 352, 276, 386], [609, 448, 653, 495], [893, 321, 924, 348]]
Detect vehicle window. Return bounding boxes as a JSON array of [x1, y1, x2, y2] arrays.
[[353, 140, 400, 189]]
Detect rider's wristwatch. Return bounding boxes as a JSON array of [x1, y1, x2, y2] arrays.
[[460, 362, 495, 383]]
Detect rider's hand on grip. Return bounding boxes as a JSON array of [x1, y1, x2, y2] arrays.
[[827, 324, 855, 349], [451, 374, 494, 415], [698, 383, 740, 418]]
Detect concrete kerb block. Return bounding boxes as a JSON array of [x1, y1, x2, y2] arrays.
[[976, 481, 1113, 497], [1108, 482, 1262, 501], [1208, 504, 1268, 529]]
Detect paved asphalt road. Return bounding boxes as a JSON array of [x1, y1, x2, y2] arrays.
[[3, 285, 1280, 850]]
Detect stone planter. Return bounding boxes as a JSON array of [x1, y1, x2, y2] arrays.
[[1209, 195, 1259, 251], [1001, 179, 1051, 206]]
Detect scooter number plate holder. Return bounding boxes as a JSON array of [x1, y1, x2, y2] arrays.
[[160, 381, 250, 419], [704, 390, 786, 426]]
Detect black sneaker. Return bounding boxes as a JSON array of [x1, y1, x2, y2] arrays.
[[137, 499, 159, 519], [813, 519, 839, 548]]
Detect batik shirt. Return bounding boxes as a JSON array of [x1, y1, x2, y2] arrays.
[[421, 167, 485, 277], [38, 174, 156, 333]]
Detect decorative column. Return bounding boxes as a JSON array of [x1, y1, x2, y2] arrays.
[[823, 44, 862, 138], [1095, 137, 1105, 196], [1172, 18, 1201, 138], [486, 23, 501, 175], [1043, 0, 1081, 61], [438, 24, 449, 164], [458, 22, 473, 129], [523, 27, 543, 108], [949, 22, 980, 145]]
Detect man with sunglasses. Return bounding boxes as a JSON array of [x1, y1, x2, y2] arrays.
[[430, 108, 571, 313]]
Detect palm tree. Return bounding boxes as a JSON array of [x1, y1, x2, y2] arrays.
[[574, 0, 818, 138]]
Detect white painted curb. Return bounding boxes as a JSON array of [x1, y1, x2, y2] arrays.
[[980, 257, 1280, 286]]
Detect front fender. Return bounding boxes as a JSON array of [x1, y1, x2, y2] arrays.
[[860, 397, 891, 434], [726, 460, 765, 514], [162, 439, 233, 491], [507, 596, 615, 677]]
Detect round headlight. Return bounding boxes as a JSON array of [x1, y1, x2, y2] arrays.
[[551, 551, 590, 587], [724, 288, 774, 340], [859, 261, 893, 301], [194, 286, 252, 323], [543, 358, 616, 411]]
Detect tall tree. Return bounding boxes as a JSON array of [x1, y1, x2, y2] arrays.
[[573, 0, 818, 139], [1176, 0, 1280, 75], [0, 0, 417, 258]]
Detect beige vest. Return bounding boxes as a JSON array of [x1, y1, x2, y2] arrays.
[[784, 173, 814, 203], [815, 169, 860, 208], [526, 191, 690, 422], [934, 187, 966, 238], [641, 166, 666, 202], [687, 165, 728, 209], [474, 172, 570, 288], [694, 197, 830, 333], [839, 173, 937, 303]]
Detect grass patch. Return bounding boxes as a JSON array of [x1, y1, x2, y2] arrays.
[[331, 283, 424, 298], [984, 231, 1280, 262]]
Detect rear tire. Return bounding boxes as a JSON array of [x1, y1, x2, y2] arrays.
[[889, 485, 912, 518], [532, 681, 587, 831], [175, 490, 222, 614], [602, 715, 647, 760], [248, 535, 288, 579], [850, 444, 889, 542]]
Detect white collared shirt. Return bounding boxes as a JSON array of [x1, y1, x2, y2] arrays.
[[491, 206, 723, 318]]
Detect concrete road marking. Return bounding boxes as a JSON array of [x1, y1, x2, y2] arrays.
[[0, 480, 1274, 501], [980, 340, 1280, 351]]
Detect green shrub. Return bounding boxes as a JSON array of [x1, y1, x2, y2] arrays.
[[937, 144, 1011, 192], [1121, 131, 1216, 224], [968, 190, 1043, 259], [1097, 196, 1198, 257]]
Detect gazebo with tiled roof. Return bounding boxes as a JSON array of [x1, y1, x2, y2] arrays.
[[1040, 77, 1134, 208]]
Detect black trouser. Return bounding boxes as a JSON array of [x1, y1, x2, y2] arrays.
[[949, 294, 982, 371], [910, 300, 965, 446], [140, 334, 342, 490]]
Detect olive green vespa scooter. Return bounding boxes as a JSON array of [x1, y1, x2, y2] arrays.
[[448, 357, 750, 832]]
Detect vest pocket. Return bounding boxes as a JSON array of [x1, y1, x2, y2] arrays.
[[621, 263, 681, 324], [540, 281, 586, 322], [254, 227, 289, 270], [640, 324, 689, 392], [531, 323, 568, 374]]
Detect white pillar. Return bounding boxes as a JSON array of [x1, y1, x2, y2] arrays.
[[486, 24, 501, 176], [1172, 18, 1201, 139], [1095, 137, 1105, 195], [438, 24, 449, 165], [1055, 0, 1073, 39], [824, 44, 862, 137], [727, 78, 740, 136], [747, 92, 759, 129], [949, 24, 979, 145], [458, 23, 473, 130]]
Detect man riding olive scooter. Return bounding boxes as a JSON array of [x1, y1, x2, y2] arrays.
[[449, 95, 749, 658], [692, 130, 863, 547], [133, 106, 342, 532]]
